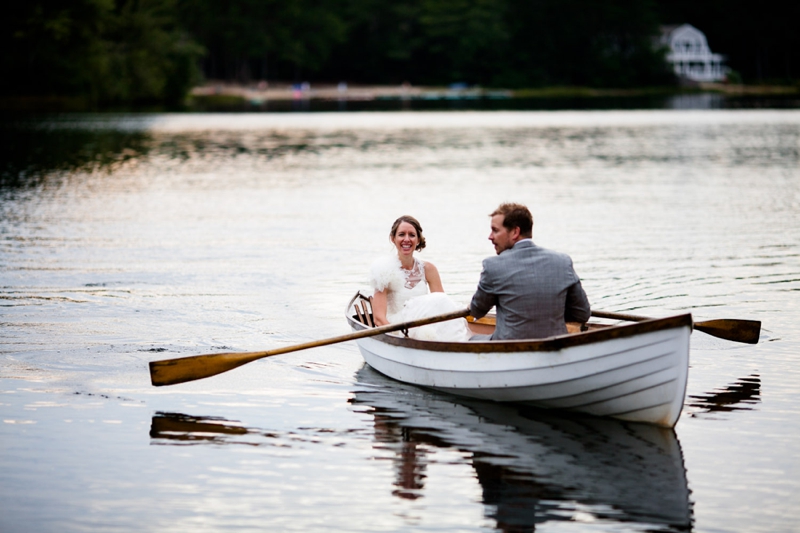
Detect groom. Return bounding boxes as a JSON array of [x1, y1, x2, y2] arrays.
[[469, 203, 591, 340]]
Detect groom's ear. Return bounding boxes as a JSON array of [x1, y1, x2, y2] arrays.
[[511, 226, 522, 241]]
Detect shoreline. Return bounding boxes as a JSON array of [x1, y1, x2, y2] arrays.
[[2, 82, 797, 113], [190, 80, 799, 103]]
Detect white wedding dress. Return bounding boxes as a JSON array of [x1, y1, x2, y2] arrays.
[[369, 255, 471, 342]]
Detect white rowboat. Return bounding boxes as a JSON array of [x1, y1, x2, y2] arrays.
[[346, 293, 691, 428]]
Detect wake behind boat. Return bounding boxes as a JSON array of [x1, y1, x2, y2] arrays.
[[346, 292, 691, 428]]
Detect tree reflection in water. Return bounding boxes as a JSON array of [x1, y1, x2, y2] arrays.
[[0, 121, 152, 190]]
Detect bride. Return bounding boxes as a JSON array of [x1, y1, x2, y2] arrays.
[[369, 215, 471, 342]]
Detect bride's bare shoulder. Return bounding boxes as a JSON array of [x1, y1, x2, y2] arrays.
[[421, 260, 444, 292], [420, 259, 437, 273]]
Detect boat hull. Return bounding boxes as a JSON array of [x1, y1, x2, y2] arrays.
[[347, 294, 691, 427]]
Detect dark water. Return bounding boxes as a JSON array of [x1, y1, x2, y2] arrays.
[[1, 111, 799, 532]]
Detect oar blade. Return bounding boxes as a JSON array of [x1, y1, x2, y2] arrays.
[[694, 319, 761, 344], [150, 351, 268, 387]]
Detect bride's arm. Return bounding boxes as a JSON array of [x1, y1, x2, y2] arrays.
[[372, 289, 390, 326], [425, 262, 445, 293]]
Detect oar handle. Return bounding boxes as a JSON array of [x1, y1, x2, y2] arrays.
[[150, 308, 471, 386]]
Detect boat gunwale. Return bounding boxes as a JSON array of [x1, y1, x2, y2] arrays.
[[346, 292, 693, 353]]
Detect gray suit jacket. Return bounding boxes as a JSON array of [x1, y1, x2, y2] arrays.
[[470, 240, 590, 340]]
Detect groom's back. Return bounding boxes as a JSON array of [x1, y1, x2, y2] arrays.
[[480, 240, 588, 340]]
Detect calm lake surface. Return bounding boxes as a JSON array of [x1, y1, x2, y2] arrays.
[[1, 110, 799, 532]]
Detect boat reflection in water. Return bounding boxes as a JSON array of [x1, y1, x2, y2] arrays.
[[352, 365, 693, 532]]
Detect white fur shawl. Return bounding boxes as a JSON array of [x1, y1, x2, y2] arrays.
[[369, 255, 405, 293]]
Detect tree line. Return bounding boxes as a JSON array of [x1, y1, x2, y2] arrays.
[[3, 0, 798, 107]]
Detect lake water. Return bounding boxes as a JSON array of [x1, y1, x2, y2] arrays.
[[1, 110, 799, 532]]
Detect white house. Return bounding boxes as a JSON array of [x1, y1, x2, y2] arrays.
[[660, 24, 728, 82]]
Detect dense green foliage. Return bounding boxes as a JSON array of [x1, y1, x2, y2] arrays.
[[178, 0, 348, 81], [0, 120, 151, 187], [2, 0, 202, 106], [2, 0, 797, 107], [194, 0, 672, 88]]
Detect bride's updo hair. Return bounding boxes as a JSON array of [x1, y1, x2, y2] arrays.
[[390, 215, 427, 251]]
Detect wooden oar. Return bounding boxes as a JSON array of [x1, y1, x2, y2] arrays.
[[591, 310, 761, 344], [149, 308, 471, 387]]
